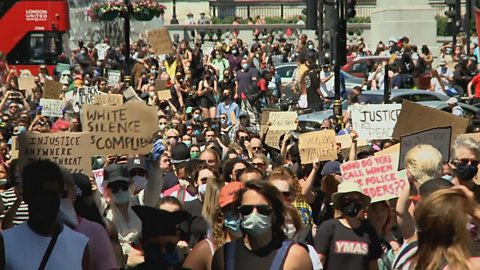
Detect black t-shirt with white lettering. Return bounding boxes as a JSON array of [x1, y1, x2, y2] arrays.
[[314, 218, 382, 270]]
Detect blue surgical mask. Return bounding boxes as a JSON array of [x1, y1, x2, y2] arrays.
[[442, 174, 453, 182], [198, 183, 207, 196], [224, 211, 242, 237], [183, 140, 191, 147], [242, 63, 249, 70], [111, 190, 130, 204]]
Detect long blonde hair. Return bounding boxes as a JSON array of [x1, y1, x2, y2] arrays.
[[413, 189, 471, 270], [201, 170, 224, 226]]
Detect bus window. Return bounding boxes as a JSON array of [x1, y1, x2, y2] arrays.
[[30, 33, 45, 64], [7, 32, 63, 65]]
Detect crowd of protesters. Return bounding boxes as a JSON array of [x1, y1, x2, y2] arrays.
[[2, 25, 480, 270]]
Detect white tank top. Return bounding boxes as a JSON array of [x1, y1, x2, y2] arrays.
[[3, 222, 89, 270]]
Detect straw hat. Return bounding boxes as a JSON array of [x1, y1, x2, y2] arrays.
[[331, 181, 371, 209]]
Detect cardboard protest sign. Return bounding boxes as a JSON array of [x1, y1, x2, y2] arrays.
[[267, 112, 298, 131], [107, 70, 121, 87], [392, 100, 468, 142], [399, 127, 451, 169], [10, 136, 18, 159], [148, 28, 174, 55], [82, 103, 158, 155], [123, 86, 143, 103], [341, 154, 408, 203], [264, 130, 285, 150], [94, 94, 123, 106], [17, 77, 35, 91], [39, 99, 64, 118], [155, 79, 168, 92], [43, 79, 63, 99], [351, 104, 402, 140], [299, 130, 337, 164], [456, 133, 480, 143], [157, 90, 172, 101], [335, 134, 368, 150], [18, 132, 92, 174]]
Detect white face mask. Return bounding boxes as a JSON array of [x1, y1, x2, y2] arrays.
[[198, 183, 207, 196], [284, 223, 296, 239], [58, 198, 79, 227], [132, 175, 148, 192]]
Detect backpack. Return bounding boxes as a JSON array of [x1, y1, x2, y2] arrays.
[[224, 239, 293, 270]]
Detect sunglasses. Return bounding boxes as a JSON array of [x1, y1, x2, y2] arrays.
[[252, 147, 262, 151], [220, 116, 227, 120], [167, 136, 179, 140], [320, 127, 329, 130], [239, 136, 249, 140], [238, 204, 272, 216], [252, 162, 266, 168], [342, 194, 364, 205], [108, 182, 130, 193], [454, 158, 480, 167]]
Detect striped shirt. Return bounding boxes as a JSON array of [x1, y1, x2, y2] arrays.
[[0, 187, 29, 226]]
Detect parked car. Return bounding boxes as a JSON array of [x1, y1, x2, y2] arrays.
[[416, 101, 479, 119], [297, 89, 450, 133], [268, 62, 363, 96]]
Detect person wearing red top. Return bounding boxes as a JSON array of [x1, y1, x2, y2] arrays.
[[467, 72, 480, 104]]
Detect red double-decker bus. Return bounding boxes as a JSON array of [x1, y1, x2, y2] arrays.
[[0, 0, 70, 75]]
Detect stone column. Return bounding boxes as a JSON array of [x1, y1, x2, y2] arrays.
[[370, 0, 437, 48]]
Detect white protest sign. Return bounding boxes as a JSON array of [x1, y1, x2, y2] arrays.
[[93, 168, 105, 194], [351, 104, 402, 140], [65, 86, 101, 111], [108, 70, 121, 87], [399, 127, 452, 169], [341, 154, 408, 203], [39, 99, 64, 117]]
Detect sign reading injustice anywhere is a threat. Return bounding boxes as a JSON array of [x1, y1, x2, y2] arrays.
[[18, 132, 92, 174], [82, 103, 158, 155]]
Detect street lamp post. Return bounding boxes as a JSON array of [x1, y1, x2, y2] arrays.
[[124, 0, 131, 76], [171, 0, 179, 24]]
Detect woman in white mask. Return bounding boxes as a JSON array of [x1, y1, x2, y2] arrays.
[[212, 180, 313, 270], [176, 163, 220, 249], [126, 156, 149, 194]]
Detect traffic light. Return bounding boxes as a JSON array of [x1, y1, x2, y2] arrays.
[[306, 0, 318, 30], [345, 0, 356, 20], [445, 0, 457, 19], [323, 31, 332, 64], [335, 19, 347, 66]]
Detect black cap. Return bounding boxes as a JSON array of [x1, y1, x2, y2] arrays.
[[103, 164, 131, 185], [73, 172, 92, 199], [132, 206, 191, 238], [126, 156, 148, 173], [171, 143, 190, 164]]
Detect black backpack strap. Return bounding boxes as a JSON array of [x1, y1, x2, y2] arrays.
[[223, 240, 237, 270], [38, 224, 62, 270], [269, 240, 293, 270]]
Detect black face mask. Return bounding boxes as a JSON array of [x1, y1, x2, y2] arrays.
[[144, 243, 180, 267], [455, 162, 478, 181], [341, 201, 363, 218]]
